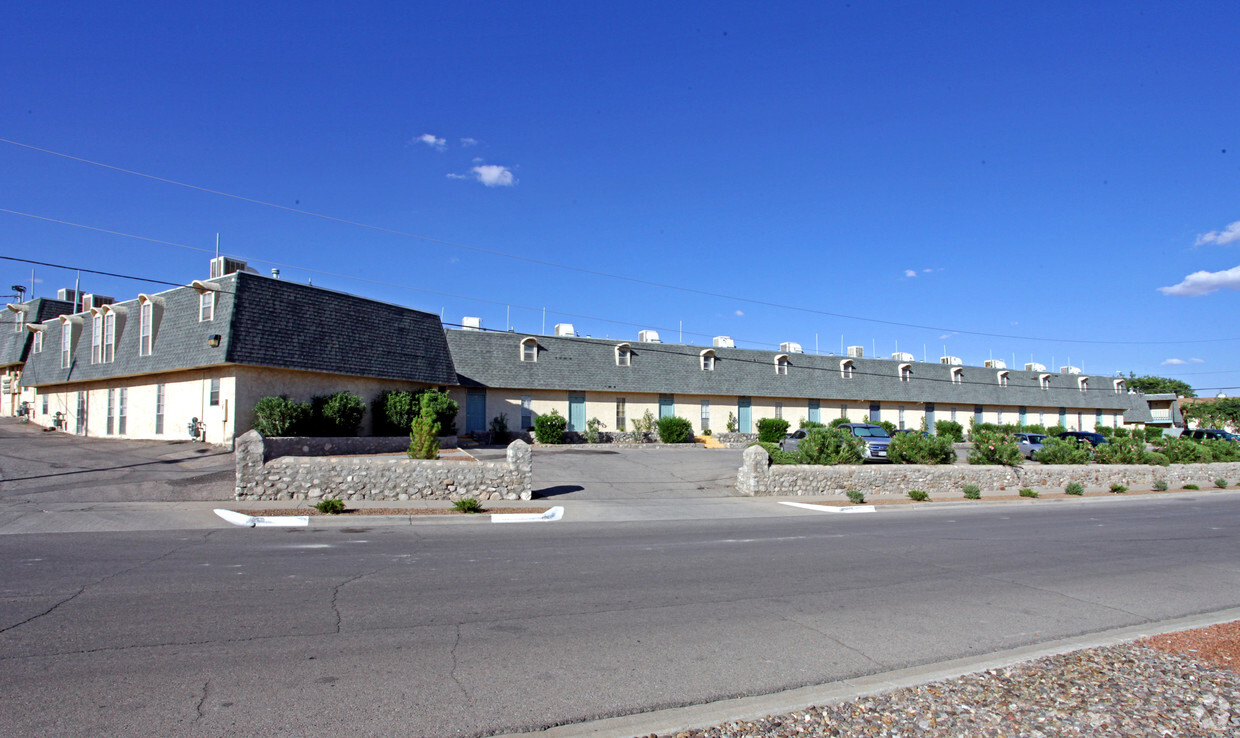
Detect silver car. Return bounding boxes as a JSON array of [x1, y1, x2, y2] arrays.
[[1013, 432, 1046, 460], [779, 423, 892, 461]]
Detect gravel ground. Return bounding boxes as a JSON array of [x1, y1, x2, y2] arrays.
[[660, 621, 1240, 737]]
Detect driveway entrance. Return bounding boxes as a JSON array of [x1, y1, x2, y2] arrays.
[[528, 446, 743, 499]]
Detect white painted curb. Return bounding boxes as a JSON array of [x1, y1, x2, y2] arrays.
[[492, 506, 565, 523], [779, 501, 876, 514], [214, 509, 310, 527]]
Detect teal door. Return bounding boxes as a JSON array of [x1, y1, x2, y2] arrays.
[[808, 399, 820, 424], [738, 397, 751, 433], [568, 393, 586, 432], [466, 389, 486, 434], [659, 394, 674, 419]]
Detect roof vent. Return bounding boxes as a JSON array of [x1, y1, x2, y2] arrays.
[[940, 356, 963, 365], [554, 323, 576, 337], [780, 342, 803, 354], [846, 345, 864, 358], [1025, 362, 1046, 372], [1060, 365, 1082, 375], [713, 336, 735, 348], [984, 359, 1007, 369], [891, 351, 914, 362], [638, 330, 661, 343], [461, 317, 483, 332]]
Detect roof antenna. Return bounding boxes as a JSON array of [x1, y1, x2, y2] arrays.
[[215, 233, 220, 260]]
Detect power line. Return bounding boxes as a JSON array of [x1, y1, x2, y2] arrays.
[[4, 137, 1235, 347]]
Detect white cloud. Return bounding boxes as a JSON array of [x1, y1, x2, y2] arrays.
[[460, 137, 478, 147], [938, 333, 952, 340], [445, 173, 467, 180], [1196, 220, 1240, 246], [1191, 358, 1205, 363], [734, 310, 744, 317], [472, 164, 515, 187], [416, 133, 446, 151], [1158, 265, 1240, 296], [1162, 358, 1187, 366], [922, 268, 933, 273], [903, 269, 917, 278]]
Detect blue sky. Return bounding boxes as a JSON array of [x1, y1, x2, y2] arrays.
[[4, 1, 1239, 392]]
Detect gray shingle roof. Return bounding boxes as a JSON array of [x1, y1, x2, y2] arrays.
[[1, 298, 75, 368], [446, 330, 1154, 415]]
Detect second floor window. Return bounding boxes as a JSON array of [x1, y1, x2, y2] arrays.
[[199, 291, 215, 321], [139, 302, 152, 356], [103, 313, 115, 363], [61, 324, 72, 368], [91, 314, 103, 363]]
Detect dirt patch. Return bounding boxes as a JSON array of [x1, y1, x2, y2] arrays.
[[1139, 620, 1240, 675]]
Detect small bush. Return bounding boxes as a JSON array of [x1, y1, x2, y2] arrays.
[[726, 412, 737, 433], [315, 391, 366, 437], [846, 488, 866, 504], [934, 420, 965, 443], [800, 419, 827, 430], [631, 409, 657, 440], [408, 408, 440, 459], [1203, 439, 1240, 462], [1064, 481, 1084, 496], [1144, 427, 1164, 442], [1045, 425, 1067, 437], [251, 395, 312, 437], [907, 489, 930, 502], [1153, 479, 1169, 491], [828, 416, 851, 429], [757, 417, 791, 443], [962, 484, 981, 500], [1019, 488, 1039, 498], [702, 429, 712, 436], [968, 429, 1022, 466], [754, 441, 799, 465], [1093, 437, 1146, 465], [888, 427, 957, 465], [1144, 451, 1170, 467], [1112, 426, 1131, 438], [797, 427, 865, 465], [453, 497, 483, 513], [1035, 437, 1092, 465], [1110, 483, 1128, 494], [1184, 483, 1201, 490], [657, 415, 694, 444], [314, 498, 346, 514], [533, 408, 568, 444], [489, 413, 511, 444], [1215, 478, 1229, 489], [585, 417, 605, 443], [373, 390, 419, 436], [1156, 437, 1213, 464]]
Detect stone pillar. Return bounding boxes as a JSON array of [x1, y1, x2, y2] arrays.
[[234, 430, 266, 499], [506, 439, 533, 500], [736, 444, 769, 496]]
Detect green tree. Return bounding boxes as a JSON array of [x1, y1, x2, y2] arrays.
[[1126, 373, 1196, 398]]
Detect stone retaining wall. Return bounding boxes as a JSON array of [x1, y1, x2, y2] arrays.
[[234, 430, 532, 501], [735, 445, 1240, 497]]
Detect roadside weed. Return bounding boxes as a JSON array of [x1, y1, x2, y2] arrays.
[[315, 499, 346, 514], [1019, 488, 1039, 498], [846, 488, 866, 504], [962, 484, 981, 500], [453, 497, 484, 514], [1109, 483, 1128, 494], [907, 489, 930, 502], [1064, 482, 1084, 496]]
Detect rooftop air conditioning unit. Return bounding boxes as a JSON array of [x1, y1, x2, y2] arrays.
[[57, 288, 82, 303], [780, 342, 803, 354], [461, 317, 482, 331], [210, 256, 251, 279], [940, 356, 963, 365], [638, 330, 661, 343], [713, 336, 734, 348], [846, 345, 864, 358], [984, 359, 1007, 369], [892, 352, 914, 362], [1060, 366, 1082, 375], [1025, 362, 1046, 372], [80, 294, 115, 311], [554, 323, 576, 337]]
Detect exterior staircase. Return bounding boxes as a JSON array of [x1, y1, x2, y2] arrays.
[[696, 434, 727, 449]]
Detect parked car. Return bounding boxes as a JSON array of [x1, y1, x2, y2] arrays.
[[779, 423, 892, 461], [1184, 428, 1240, 443], [1055, 431, 1109, 447], [779, 429, 809, 452], [1013, 432, 1046, 460], [891, 429, 931, 438]]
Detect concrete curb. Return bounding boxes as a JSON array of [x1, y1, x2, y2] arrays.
[[493, 606, 1240, 738], [778, 501, 875, 514]]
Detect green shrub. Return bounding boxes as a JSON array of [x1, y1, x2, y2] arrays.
[[934, 420, 965, 443], [453, 497, 483, 513], [631, 409, 657, 439], [1110, 483, 1128, 494], [754, 441, 798, 465], [868, 418, 897, 436], [888, 429, 956, 465], [846, 488, 866, 504], [314, 498, 345, 514], [1019, 488, 1039, 498], [656, 415, 693, 444], [418, 389, 459, 436], [1094, 425, 1114, 437], [1112, 427, 1131, 439], [1144, 427, 1164, 442], [1064, 481, 1084, 496], [1045, 425, 1067, 437], [1215, 478, 1229, 489], [251, 395, 312, 436], [828, 416, 851, 429], [1203, 439, 1240, 462], [313, 391, 366, 436], [1184, 483, 1200, 490], [796, 427, 865, 465], [1153, 479, 1169, 491], [1144, 451, 1170, 466], [489, 413, 511, 444], [408, 407, 440, 459], [726, 412, 737, 433], [373, 390, 419, 436], [1093, 437, 1146, 465], [585, 417, 605, 443], [962, 484, 981, 500], [967, 429, 1022, 466], [800, 419, 827, 430], [907, 489, 930, 502], [757, 418, 791, 443], [703, 429, 712, 436], [1035, 437, 1092, 465], [533, 408, 568, 444], [1156, 437, 1213, 464]]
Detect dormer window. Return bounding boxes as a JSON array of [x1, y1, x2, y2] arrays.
[[997, 371, 1009, 388], [1079, 376, 1089, 392], [31, 326, 44, 353], [139, 299, 154, 356], [615, 343, 631, 367], [951, 367, 963, 385], [199, 291, 215, 322], [775, 354, 789, 375], [520, 337, 538, 362], [700, 349, 716, 371], [103, 311, 115, 363], [840, 359, 855, 379], [91, 311, 103, 364], [13, 307, 23, 334], [1040, 373, 1051, 390], [59, 316, 79, 368], [1114, 379, 1125, 394], [899, 363, 912, 382]]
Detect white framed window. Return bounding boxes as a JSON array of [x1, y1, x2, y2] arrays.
[[520, 395, 533, 429], [839, 403, 847, 419], [1079, 377, 1089, 393], [103, 313, 115, 363], [14, 309, 23, 334], [951, 407, 958, 423], [520, 337, 538, 362], [1039, 409, 1045, 425], [33, 329, 43, 353], [155, 383, 165, 435], [840, 359, 855, 379], [997, 371, 1009, 388], [615, 343, 631, 367], [118, 387, 127, 435], [899, 406, 906, 429], [61, 321, 73, 368], [616, 398, 626, 431], [997, 408, 1004, 424], [700, 349, 716, 371], [91, 313, 103, 364], [951, 367, 963, 385], [1114, 379, 1125, 394], [899, 363, 912, 382], [139, 301, 153, 356], [775, 354, 789, 375], [209, 377, 220, 406], [700, 400, 710, 431], [775, 402, 783, 419], [106, 388, 115, 435], [199, 290, 215, 322], [1039, 374, 1051, 390]]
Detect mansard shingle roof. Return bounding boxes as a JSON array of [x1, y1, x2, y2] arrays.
[[0, 298, 74, 368], [446, 329, 1150, 413]]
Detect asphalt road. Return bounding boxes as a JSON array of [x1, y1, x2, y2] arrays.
[[2, 494, 1238, 737]]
